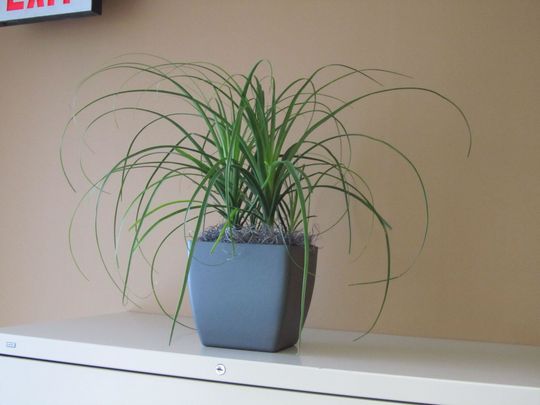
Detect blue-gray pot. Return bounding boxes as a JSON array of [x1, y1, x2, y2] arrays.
[[188, 242, 318, 352]]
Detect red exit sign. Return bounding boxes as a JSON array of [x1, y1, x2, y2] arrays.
[[1, 0, 101, 26]]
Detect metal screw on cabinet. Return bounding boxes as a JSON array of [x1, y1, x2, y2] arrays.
[[215, 364, 226, 375]]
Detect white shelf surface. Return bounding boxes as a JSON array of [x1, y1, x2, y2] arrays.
[[0, 311, 539, 404]]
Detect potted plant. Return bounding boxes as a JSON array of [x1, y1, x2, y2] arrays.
[[61, 57, 470, 352]]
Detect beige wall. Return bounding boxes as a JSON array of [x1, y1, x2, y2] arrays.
[[0, 0, 538, 346]]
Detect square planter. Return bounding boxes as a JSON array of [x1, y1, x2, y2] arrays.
[[188, 242, 317, 352]]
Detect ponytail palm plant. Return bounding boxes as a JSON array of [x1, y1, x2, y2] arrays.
[[61, 57, 471, 342]]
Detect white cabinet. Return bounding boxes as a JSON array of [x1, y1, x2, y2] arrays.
[[0, 312, 539, 404], [1, 356, 381, 405]]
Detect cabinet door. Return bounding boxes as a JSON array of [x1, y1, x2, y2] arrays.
[[0, 356, 401, 405]]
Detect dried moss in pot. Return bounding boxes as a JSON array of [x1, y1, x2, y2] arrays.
[[198, 224, 317, 247]]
